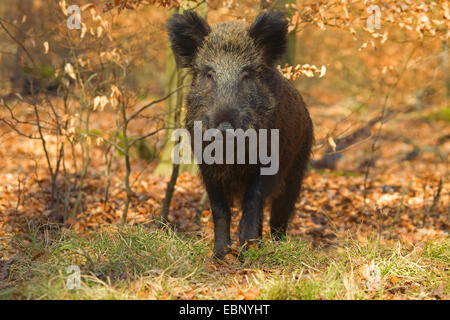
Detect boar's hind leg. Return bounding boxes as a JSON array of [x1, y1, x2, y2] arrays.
[[239, 175, 266, 249], [203, 176, 231, 259], [270, 154, 308, 240]]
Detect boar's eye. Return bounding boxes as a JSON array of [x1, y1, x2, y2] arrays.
[[206, 70, 215, 81], [241, 71, 250, 82], [241, 69, 255, 82]]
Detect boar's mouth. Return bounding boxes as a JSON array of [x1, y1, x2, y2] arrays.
[[201, 109, 251, 131], [216, 121, 234, 132]]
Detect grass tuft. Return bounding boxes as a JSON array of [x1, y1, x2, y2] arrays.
[[1, 226, 448, 300]]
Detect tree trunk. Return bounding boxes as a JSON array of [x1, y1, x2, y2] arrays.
[[154, 2, 207, 175]]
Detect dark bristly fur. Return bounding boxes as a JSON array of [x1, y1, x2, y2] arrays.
[[249, 11, 288, 65], [167, 11, 211, 67], [168, 11, 314, 259]]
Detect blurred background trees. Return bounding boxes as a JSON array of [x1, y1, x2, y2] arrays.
[[0, 0, 448, 231]]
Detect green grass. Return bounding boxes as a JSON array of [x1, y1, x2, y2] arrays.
[[1, 226, 448, 300], [426, 107, 450, 122]]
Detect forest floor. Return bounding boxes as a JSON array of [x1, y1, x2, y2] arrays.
[[0, 226, 448, 300], [0, 98, 448, 300]]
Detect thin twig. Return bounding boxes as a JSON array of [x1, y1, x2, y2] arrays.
[[389, 178, 414, 239], [422, 178, 443, 227], [127, 85, 187, 123]]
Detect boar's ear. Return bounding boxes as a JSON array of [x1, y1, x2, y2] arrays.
[[167, 10, 211, 67], [249, 11, 288, 66]]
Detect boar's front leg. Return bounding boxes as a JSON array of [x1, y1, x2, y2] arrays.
[[202, 176, 231, 259], [239, 174, 267, 250]]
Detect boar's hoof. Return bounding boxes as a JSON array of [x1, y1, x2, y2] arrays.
[[213, 246, 230, 260]]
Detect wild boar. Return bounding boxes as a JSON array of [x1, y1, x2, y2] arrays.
[[168, 10, 314, 259]]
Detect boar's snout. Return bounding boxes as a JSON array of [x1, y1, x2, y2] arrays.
[[207, 107, 240, 131], [216, 122, 233, 132]]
